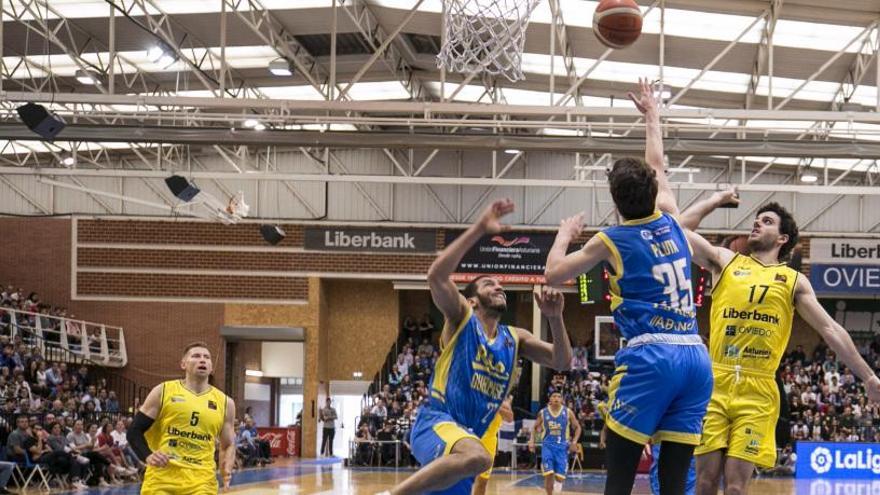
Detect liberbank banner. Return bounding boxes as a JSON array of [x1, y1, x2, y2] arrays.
[[796, 441, 880, 479], [810, 239, 880, 295], [304, 227, 436, 253], [445, 231, 555, 284]]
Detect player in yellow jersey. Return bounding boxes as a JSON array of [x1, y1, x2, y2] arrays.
[[127, 342, 237, 494], [472, 396, 514, 495], [629, 78, 880, 495]]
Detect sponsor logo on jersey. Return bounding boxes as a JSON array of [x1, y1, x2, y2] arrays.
[[640, 230, 653, 241], [775, 273, 788, 283], [170, 395, 185, 403], [725, 325, 773, 338], [722, 307, 780, 325], [207, 400, 217, 410], [742, 346, 771, 359], [725, 344, 740, 357], [733, 269, 751, 277], [166, 426, 212, 442]]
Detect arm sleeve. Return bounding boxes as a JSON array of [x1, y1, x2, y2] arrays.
[[126, 412, 155, 461]]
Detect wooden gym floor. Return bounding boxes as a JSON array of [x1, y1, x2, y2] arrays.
[[52, 458, 863, 494]]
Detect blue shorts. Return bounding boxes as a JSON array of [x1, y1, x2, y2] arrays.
[[606, 343, 712, 445], [649, 443, 696, 495], [409, 407, 482, 495], [541, 443, 568, 479]]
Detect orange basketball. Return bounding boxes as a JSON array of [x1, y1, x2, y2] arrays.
[[728, 235, 750, 254], [593, 0, 643, 49]]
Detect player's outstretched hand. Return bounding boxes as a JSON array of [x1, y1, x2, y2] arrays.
[[478, 198, 515, 234], [866, 375, 880, 403], [557, 212, 584, 241], [711, 187, 740, 208], [146, 451, 170, 468], [627, 77, 659, 116], [534, 286, 564, 317]]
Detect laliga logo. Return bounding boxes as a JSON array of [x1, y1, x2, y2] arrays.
[[811, 447, 833, 474]]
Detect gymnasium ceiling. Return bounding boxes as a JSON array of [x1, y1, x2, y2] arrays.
[[3, 0, 880, 230]]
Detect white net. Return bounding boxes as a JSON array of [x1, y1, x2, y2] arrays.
[[439, 0, 542, 82]]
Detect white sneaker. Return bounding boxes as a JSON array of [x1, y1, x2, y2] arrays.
[[553, 481, 563, 493], [98, 479, 110, 487], [71, 480, 88, 490], [75, 455, 90, 465]]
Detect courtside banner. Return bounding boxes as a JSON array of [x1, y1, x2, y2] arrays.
[[445, 231, 554, 283], [809, 264, 880, 295], [810, 239, 880, 265], [796, 442, 880, 479]]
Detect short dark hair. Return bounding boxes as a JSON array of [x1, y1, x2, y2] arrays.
[[182, 341, 211, 358], [756, 202, 799, 260], [608, 157, 658, 220], [462, 275, 493, 299]]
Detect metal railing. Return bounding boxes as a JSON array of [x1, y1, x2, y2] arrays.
[[0, 307, 127, 367]]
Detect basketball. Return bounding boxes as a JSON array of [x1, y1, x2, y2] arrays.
[[728, 235, 750, 254], [593, 0, 643, 49]]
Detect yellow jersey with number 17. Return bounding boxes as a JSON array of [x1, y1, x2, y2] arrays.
[[709, 254, 798, 374], [142, 379, 228, 494]]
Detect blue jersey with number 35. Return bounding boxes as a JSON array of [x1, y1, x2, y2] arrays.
[[595, 211, 697, 340]]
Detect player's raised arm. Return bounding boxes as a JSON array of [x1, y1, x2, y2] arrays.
[[629, 77, 678, 216], [679, 188, 740, 231], [219, 398, 237, 489], [517, 286, 572, 371], [428, 198, 515, 347], [544, 213, 610, 286], [794, 276, 880, 402]]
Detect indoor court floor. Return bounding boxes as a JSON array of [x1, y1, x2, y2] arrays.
[[51, 459, 869, 495]]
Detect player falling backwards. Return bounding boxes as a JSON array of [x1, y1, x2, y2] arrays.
[[544, 92, 713, 495], [127, 342, 236, 495], [626, 77, 880, 495], [380, 199, 573, 495]]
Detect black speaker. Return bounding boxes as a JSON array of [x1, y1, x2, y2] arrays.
[[260, 224, 286, 245], [164, 175, 200, 202], [16, 103, 66, 140]]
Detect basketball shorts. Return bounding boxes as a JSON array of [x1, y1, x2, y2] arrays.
[[649, 443, 696, 495], [606, 343, 713, 446], [410, 407, 483, 495], [141, 464, 218, 495], [541, 443, 568, 479], [695, 367, 780, 468], [477, 421, 499, 480]]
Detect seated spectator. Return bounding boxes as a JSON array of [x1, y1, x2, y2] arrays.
[[376, 420, 397, 465], [47, 421, 88, 490], [354, 422, 374, 466], [402, 316, 418, 340], [110, 420, 142, 470], [96, 423, 137, 479], [67, 419, 112, 487], [104, 391, 120, 413], [244, 417, 272, 465], [417, 314, 435, 341], [235, 422, 259, 468]]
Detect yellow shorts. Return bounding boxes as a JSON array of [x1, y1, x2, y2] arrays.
[[141, 464, 218, 495], [695, 368, 780, 468], [477, 423, 499, 480]]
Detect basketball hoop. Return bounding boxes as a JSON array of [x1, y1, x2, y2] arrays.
[[439, 0, 542, 82]]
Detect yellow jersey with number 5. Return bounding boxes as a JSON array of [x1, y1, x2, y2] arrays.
[[142, 379, 227, 492], [709, 254, 798, 374]]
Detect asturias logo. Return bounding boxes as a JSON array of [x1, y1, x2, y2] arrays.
[[490, 235, 530, 247], [811, 447, 833, 474]]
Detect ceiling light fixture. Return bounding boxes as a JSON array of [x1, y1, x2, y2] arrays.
[[75, 69, 100, 86], [243, 118, 259, 128], [504, 149, 520, 154], [61, 155, 75, 167], [254, 123, 266, 131], [800, 170, 818, 183], [147, 44, 176, 68], [268, 58, 294, 76]]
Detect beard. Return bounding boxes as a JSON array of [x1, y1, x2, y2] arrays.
[[747, 235, 774, 254], [476, 292, 507, 316]]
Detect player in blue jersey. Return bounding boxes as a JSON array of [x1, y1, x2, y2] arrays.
[[544, 87, 713, 494], [528, 391, 581, 495], [381, 199, 573, 495]]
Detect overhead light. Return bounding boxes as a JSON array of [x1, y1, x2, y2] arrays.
[[800, 170, 818, 183], [254, 123, 266, 131], [352, 371, 363, 379], [243, 118, 259, 128], [504, 149, 520, 154], [75, 69, 100, 86], [653, 84, 672, 101], [147, 44, 175, 67], [61, 155, 75, 167], [268, 58, 294, 77], [245, 369, 264, 377]]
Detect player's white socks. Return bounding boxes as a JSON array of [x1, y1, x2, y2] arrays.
[[553, 481, 563, 493]]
